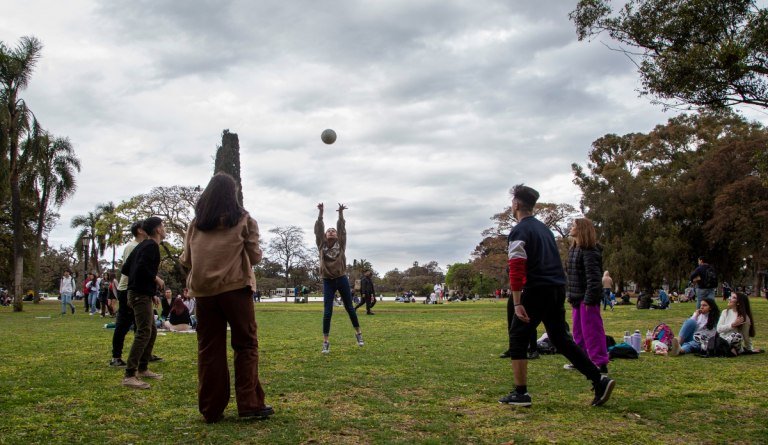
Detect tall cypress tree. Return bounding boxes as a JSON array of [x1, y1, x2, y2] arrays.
[[214, 129, 243, 205]]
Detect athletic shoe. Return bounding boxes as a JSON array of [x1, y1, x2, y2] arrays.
[[356, 333, 365, 346], [499, 350, 511, 359], [591, 376, 616, 407], [669, 338, 681, 356], [498, 392, 532, 407], [148, 354, 163, 362], [366, 312, 375, 315], [109, 358, 127, 367], [137, 370, 163, 380], [599, 364, 609, 375], [527, 350, 541, 360], [322, 341, 330, 354], [71, 306, 75, 314], [563, 364, 576, 370], [122, 376, 150, 390], [239, 405, 274, 420]]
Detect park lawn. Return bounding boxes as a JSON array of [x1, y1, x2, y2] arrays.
[[0, 298, 766, 444]]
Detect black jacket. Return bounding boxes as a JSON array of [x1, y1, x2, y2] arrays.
[[360, 275, 375, 296], [121, 239, 160, 296], [566, 245, 603, 306]]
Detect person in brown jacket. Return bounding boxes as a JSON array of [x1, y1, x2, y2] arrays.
[[315, 202, 363, 354], [180, 172, 273, 423]]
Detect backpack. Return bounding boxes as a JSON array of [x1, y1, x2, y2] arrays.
[[536, 337, 557, 355], [83, 280, 90, 295], [701, 335, 737, 358], [608, 342, 639, 359], [703, 265, 717, 288], [652, 323, 674, 348]]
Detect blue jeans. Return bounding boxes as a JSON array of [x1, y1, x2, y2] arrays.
[[602, 288, 612, 310], [322, 276, 360, 335], [694, 288, 715, 309], [60, 292, 75, 314], [678, 318, 702, 354], [89, 290, 99, 314]]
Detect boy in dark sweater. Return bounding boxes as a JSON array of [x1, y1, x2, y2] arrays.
[[121, 216, 166, 389], [499, 184, 615, 408]]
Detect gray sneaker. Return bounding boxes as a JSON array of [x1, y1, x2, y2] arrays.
[[122, 376, 150, 390], [322, 341, 330, 354], [356, 333, 364, 346]]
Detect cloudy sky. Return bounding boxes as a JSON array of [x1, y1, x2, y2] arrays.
[[3, 1, 766, 273]]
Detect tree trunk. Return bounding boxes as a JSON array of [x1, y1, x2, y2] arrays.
[[112, 245, 117, 273], [11, 175, 25, 312], [753, 256, 763, 299], [160, 241, 188, 282], [32, 189, 49, 304]]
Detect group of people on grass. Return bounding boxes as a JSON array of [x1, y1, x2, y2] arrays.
[[46, 176, 762, 423]]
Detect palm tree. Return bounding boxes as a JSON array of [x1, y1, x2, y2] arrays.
[[21, 129, 80, 303], [71, 208, 105, 277], [94, 202, 127, 273], [0, 36, 43, 312]]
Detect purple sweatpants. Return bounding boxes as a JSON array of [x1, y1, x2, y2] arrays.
[[571, 301, 609, 367]]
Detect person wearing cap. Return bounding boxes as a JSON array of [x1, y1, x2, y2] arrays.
[[315, 202, 364, 354], [498, 184, 615, 408]]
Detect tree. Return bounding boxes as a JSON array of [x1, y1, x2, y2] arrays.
[[445, 263, 474, 294], [571, 0, 768, 109], [21, 130, 79, 302], [94, 202, 125, 273], [1, 36, 42, 311], [267, 226, 310, 300], [71, 208, 104, 276], [214, 130, 243, 206]]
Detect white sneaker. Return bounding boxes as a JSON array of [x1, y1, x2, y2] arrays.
[[563, 364, 576, 370], [137, 370, 163, 380], [321, 341, 330, 354], [356, 333, 364, 347]]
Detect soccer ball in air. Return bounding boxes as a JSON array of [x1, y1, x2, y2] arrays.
[[321, 129, 337, 145]]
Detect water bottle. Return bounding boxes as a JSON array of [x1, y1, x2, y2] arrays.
[[623, 330, 631, 345], [645, 329, 653, 352], [631, 329, 642, 352]]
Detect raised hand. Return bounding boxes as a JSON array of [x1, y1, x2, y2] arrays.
[[337, 203, 348, 212], [317, 203, 324, 215]]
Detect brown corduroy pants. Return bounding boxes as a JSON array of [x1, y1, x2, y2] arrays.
[[196, 287, 267, 421]]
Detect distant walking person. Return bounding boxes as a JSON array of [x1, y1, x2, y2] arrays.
[[110, 222, 145, 367], [59, 269, 76, 315], [355, 270, 376, 315], [690, 256, 717, 310], [121, 217, 166, 389], [180, 173, 273, 423], [499, 184, 614, 408], [315, 202, 363, 354], [566, 218, 610, 374], [88, 273, 101, 315], [601, 271, 614, 311]]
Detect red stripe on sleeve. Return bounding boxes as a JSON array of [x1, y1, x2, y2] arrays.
[[508, 258, 527, 291]]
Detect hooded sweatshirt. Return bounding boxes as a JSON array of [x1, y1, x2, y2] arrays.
[[180, 213, 261, 298], [315, 214, 346, 279]]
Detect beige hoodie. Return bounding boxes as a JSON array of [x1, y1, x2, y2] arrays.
[[180, 213, 261, 297], [315, 214, 346, 279]]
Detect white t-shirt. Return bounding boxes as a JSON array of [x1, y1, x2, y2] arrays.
[[60, 276, 75, 294], [117, 240, 140, 291]]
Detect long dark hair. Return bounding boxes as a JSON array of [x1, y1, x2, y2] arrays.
[[702, 297, 720, 330], [734, 292, 756, 337], [194, 172, 245, 231], [171, 297, 187, 316]]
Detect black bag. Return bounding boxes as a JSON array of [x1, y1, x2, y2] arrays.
[[702, 335, 736, 357], [608, 342, 639, 359], [703, 265, 718, 289]]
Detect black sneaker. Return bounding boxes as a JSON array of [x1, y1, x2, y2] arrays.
[[110, 358, 127, 367], [499, 391, 532, 407], [148, 355, 163, 362], [527, 350, 540, 360], [499, 350, 512, 359], [591, 376, 615, 407], [239, 405, 274, 420]]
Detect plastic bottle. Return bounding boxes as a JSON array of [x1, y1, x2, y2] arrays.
[[623, 330, 631, 345], [645, 329, 653, 352], [631, 329, 642, 352]]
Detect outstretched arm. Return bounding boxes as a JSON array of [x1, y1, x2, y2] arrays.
[[337, 203, 347, 250], [314, 203, 325, 248]]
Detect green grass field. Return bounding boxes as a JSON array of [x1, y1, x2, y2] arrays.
[[1, 297, 767, 444]]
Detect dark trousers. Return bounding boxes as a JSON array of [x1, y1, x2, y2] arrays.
[[507, 296, 537, 353], [322, 276, 360, 335], [112, 289, 135, 358], [354, 294, 376, 313], [196, 287, 266, 422], [125, 291, 157, 377], [508, 286, 600, 382]]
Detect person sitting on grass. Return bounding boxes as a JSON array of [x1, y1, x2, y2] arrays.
[[163, 296, 192, 332], [651, 288, 670, 310], [717, 292, 760, 354], [670, 297, 720, 356]]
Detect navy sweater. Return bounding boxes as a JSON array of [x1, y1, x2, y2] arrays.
[[507, 216, 566, 290]]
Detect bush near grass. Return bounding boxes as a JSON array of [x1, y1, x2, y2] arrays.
[[1, 298, 767, 444]]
